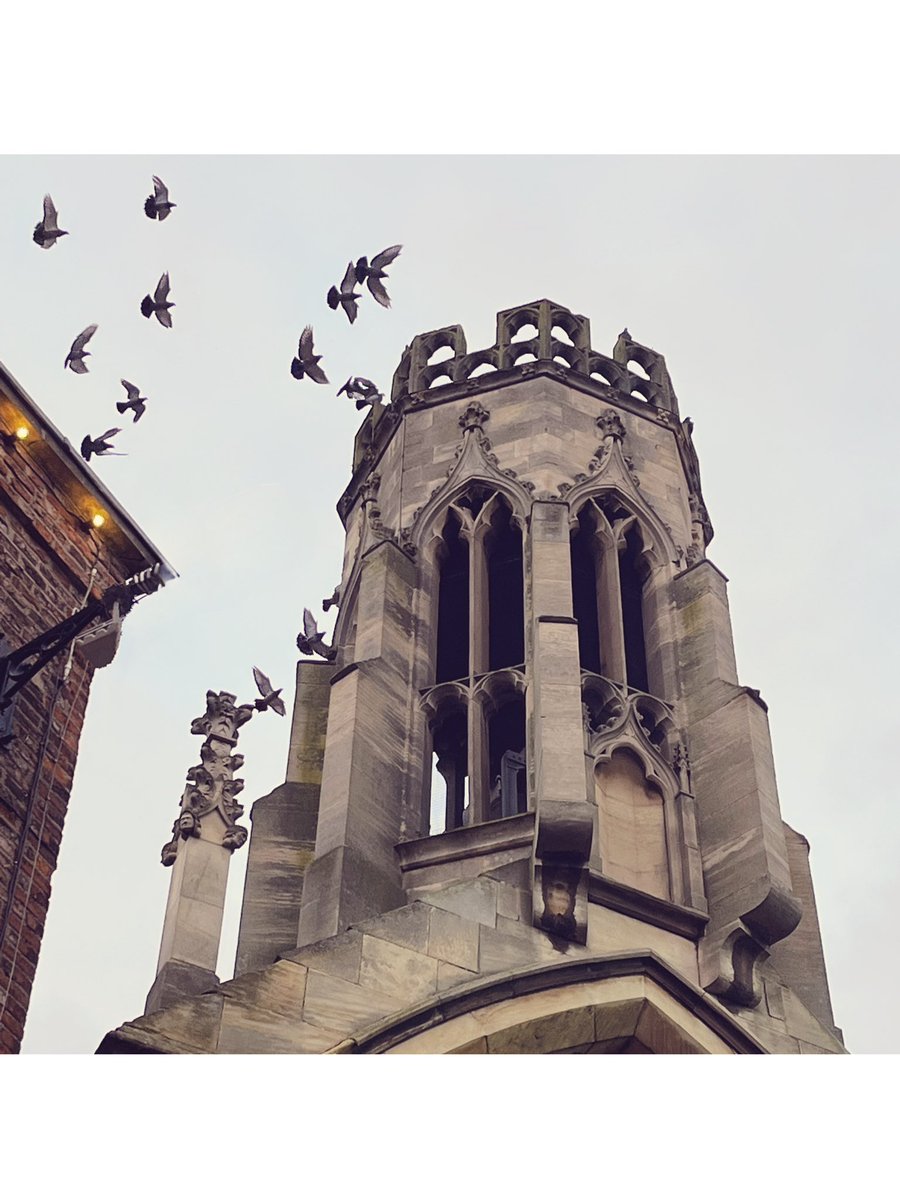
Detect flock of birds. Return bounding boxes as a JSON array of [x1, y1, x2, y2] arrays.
[[33, 175, 405, 710], [36, 179, 179, 463], [36, 182, 401, 462]]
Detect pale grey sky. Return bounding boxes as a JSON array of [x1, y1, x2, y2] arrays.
[[2, 154, 897, 1055]]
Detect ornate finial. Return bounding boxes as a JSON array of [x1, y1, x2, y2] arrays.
[[189, 690, 254, 742], [596, 410, 626, 442], [360, 473, 381, 506], [673, 742, 693, 794], [687, 494, 709, 564], [160, 688, 264, 865], [458, 400, 490, 432]]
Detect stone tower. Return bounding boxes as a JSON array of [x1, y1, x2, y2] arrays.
[[101, 300, 843, 1054]]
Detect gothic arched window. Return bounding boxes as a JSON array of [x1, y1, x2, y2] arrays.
[[570, 496, 655, 696], [423, 487, 528, 834]]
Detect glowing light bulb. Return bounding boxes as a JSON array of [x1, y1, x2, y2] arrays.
[[15, 425, 29, 440], [91, 513, 106, 529]]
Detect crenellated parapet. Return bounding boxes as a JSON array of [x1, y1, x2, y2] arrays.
[[388, 301, 679, 411], [339, 301, 709, 554]]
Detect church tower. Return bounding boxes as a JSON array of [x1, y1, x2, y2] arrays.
[[101, 300, 843, 1054]]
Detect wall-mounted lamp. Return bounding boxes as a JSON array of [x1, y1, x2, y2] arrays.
[[2, 424, 31, 448]]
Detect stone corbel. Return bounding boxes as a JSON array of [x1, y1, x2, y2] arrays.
[[701, 922, 771, 1009], [700, 886, 802, 1008]]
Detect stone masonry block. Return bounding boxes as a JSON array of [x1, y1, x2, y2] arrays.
[[358, 933, 439, 1002], [419, 877, 498, 928], [284, 927, 364, 984], [427, 906, 481, 972], [301, 969, 400, 1036]]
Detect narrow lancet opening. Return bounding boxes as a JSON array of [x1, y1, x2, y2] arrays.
[[486, 503, 524, 671], [571, 508, 602, 675], [435, 511, 470, 683], [431, 707, 469, 833], [487, 694, 527, 821], [619, 524, 649, 693]]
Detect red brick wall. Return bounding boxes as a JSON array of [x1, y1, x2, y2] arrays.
[[0, 439, 134, 1054]]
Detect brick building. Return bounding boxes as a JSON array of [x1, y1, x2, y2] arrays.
[[101, 301, 842, 1054], [0, 359, 173, 1054]]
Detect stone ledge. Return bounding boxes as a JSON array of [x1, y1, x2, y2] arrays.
[[588, 873, 709, 941]]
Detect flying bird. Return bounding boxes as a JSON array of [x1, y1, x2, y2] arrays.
[[291, 326, 329, 384], [355, 244, 402, 308], [116, 379, 148, 423], [296, 609, 336, 661], [337, 376, 383, 410], [144, 176, 176, 221], [141, 272, 174, 327], [64, 325, 98, 374], [252, 666, 286, 717], [80, 428, 123, 462], [327, 261, 361, 324], [33, 194, 68, 249]]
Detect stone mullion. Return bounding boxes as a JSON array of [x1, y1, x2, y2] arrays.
[[468, 690, 489, 826], [469, 524, 489, 677], [662, 794, 682, 906], [594, 528, 627, 685]]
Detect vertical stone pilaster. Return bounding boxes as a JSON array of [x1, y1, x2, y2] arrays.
[[234, 660, 332, 976], [529, 501, 593, 944], [296, 541, 416, 946], [595, 525, 627, 684], [674, 560, 801, 1004]]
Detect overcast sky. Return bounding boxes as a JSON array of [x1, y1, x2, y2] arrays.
[[1, 154, 897, 1055]]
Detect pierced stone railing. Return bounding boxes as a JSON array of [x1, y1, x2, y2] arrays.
[[390, 299, 680, 416]]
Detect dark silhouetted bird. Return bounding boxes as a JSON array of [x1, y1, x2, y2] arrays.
[[144, 176, 176, 221], [355, 245, 402, 308], [296, 609, 336, 661], [252, 666, 286, 716], [337, 376, 383, 410], [322, 586, 341, 612], [80, 428, 123, 462], [33, 194, 68, 249], [64, 325, 98, 374], [291, 326, 329, 383], [116, 379, 148, 423], [141, 272, 174, 326], [327, 261, 361, 324]]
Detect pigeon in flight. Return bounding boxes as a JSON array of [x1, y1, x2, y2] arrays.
[[64, 325, 98, 374], [296, 609, 336, 661], [33, 195, 68, 249], [252, 666, 286, 716], [116, 379, 148, 423], [80, 428, 123, 462], [355, 245, 402, 308], [337, 376, 384, 410], [291, 326, 329, 384], [141, 272, 175, 327], [327, 261, 361, 324], [144, 176, 176, 221]]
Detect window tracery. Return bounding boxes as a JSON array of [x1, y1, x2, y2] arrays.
[[422, 487, 527, 834]]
